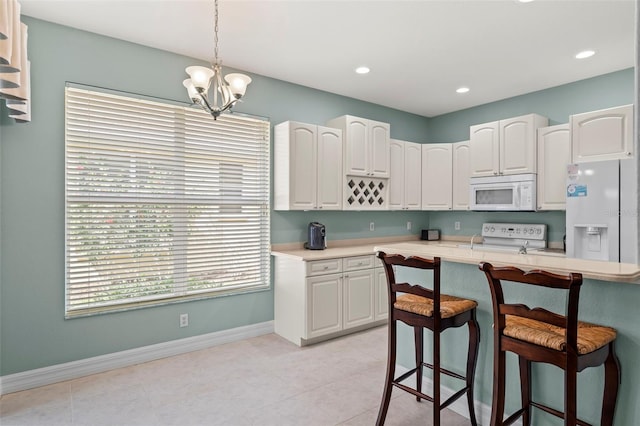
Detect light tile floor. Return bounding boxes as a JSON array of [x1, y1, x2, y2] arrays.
[[0, 326, 469, 425]]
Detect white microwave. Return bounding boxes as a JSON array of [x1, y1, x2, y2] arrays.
[[469, 173, 536, 211]]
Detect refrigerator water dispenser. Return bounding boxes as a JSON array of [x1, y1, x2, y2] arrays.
[[570, 225, 611, 261]]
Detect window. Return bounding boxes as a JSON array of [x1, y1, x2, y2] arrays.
[[64, 86, 270, 317]]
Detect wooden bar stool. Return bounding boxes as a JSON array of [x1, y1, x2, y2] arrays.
[[376, 252, 480, 426], [479, 262, 620, 426]]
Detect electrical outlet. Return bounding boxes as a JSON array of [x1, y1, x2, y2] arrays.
[[407, 221, 412, 230], [179, 313, 189, 328], [454, 221, 461, 231], [369, 222, 375, 231]]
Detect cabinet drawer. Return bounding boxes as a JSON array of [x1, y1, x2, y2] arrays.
[[306, 258, 342, 276], [343, 255, 375, 271]]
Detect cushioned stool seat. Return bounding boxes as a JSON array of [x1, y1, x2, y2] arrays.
[[396, 294, 478, 319], [505, 315, 617, 355]]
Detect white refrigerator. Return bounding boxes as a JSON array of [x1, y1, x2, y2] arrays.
[[566, 159, 638, 263]]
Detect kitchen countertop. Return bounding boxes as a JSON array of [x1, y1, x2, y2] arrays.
[[271, 239, 640, 284]]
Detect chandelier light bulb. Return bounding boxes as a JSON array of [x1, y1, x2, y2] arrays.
[[185, 66, 214, 91], [225, 73, 252, 98]]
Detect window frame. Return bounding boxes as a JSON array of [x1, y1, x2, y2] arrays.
[[64, 85, 271, 318]]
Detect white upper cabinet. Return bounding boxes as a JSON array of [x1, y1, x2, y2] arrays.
[[422, 143, 453, 210], [389, 139, 421, 210], [469, 121, 499, 177], [326, 115, 390, 178], [274, 121, 343, 210], [537, 124, 571, 211], [470, 114, 548, 177], [571, 104, 633, 163], [316, 126, 344, 209], [452, 141, 470, 210]]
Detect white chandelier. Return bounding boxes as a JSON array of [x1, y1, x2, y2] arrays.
[[183, 0, 251, 119]]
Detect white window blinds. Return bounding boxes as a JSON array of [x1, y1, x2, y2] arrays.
[[64, 86, 270, 317]]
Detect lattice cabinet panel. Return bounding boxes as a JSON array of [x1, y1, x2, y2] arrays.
[[344, 177, 388, 210]]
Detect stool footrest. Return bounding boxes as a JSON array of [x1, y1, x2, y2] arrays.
[[530, 401, 592, 426], [392, 366, 471, 411], [421, 361, 467, 381]]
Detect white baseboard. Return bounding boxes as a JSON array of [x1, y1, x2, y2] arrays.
[[0, 320, 274, 396]]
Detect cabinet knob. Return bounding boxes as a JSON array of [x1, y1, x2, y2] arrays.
[[323, 266, 329, 270]]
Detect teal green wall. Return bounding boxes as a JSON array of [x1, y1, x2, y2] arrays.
[[0, 17, 430, 376], [1, 16, 639, 423], [427, 68, 635, 142]]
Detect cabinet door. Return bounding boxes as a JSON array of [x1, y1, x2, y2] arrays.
[[306, 273, 343, 339], [469, 121, 499, 177], [289, 123, 317, 210], [403, 142, 422, 209], [452, 141, 470, 210], [421, 143, 453, 210], [374, 267, 388, 321], [369, 120, 391, 177], [388, 139, 405, 210], [571, 104, 633, 163], [343, 269, 375, 329], [537, 124, 570, 210], [500, 114, 542, 175], [317, 126, 343, 210], [344, 116, 369, 176]]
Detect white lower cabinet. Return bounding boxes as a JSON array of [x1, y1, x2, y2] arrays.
[[274, 254, 386, 346], [374, 267, 388, 321], [343, 269, 375, 329], [306, 273, 343, 339]]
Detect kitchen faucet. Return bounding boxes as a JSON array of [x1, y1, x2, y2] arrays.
[[470, 234, 479, 250], [519, 240, 529, 255]]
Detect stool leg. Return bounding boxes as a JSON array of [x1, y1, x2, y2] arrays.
[[414, 326, 423, 402], [433, 328, 441, 426], [601, 342, 620, 426], [518, 356, 531, 426], [565, 356, 578, 426], [466, 316, 480, 426], [491, 347, 506, 426], [376, 318, 397, 426]]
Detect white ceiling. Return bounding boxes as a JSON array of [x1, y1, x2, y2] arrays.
[[20, 0, 636, 117]]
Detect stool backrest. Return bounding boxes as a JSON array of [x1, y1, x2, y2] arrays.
[[377, 251, 441, 317], [479, 261, 583, 354]]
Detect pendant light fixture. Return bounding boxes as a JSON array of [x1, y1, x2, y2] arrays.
[[183, 0, 251, 119]]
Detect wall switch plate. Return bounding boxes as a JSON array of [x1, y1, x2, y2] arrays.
[[455, 221, 461, 231], [407, 221, 412, 230], [179, 313, 189, 328], [369, 222, 375, 231]]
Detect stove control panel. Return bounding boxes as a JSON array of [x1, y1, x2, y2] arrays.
[[481, 223, 546, 241]]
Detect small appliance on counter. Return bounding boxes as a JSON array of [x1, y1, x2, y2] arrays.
[[304, 222, 326, 250], [421, 229, 440, 241]]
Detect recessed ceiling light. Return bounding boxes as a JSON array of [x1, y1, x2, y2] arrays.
[[518, 0, 535, 3], [575, 50, 595, 59], [355, 66, 370, 74], [456, 87, 470, 94]]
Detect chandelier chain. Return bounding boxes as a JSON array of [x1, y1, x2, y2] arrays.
[[213, 0, 219, 64]]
